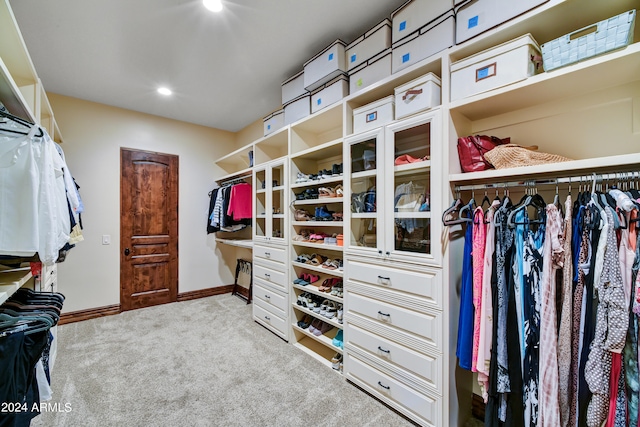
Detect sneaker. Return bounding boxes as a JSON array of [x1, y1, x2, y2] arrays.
[[332, 329, 343, 348], [331, 353, 343, 370]]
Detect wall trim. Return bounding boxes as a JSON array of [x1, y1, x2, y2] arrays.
[[176, 285, 234, 302], [59, 304, 121, 325], [59, 286, 235, 324]]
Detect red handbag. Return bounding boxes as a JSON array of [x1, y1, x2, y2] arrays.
[[457, 135, 510, 173]]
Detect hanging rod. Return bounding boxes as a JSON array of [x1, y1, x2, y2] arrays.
[[219, 174, 252, 187], [454, 171, 639, 193]]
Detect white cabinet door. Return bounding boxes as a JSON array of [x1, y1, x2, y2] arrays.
[[254, 159, 287, 245]]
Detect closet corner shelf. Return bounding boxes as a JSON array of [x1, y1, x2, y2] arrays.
[[0, 268, 32, 304], [214, 238, 254, 249], [291, 261, 344, 277], [449, 42, 640, 121], [449, 152, 640, 184]]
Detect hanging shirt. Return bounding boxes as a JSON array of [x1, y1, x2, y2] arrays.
[[471, 207, 486, 373], [558, 195, 574, 427], [456, 215, 474, 370]]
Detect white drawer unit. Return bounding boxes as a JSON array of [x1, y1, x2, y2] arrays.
[[450, 33, 542, 101], [391, 11, 455, 74], [303, 39, 347, 91], [254, 280, 288, 316], [394, 72, 441, 120], [253, 262, 286, 291], [346, 260, 442, 310], [253, 302, 288, 340], [254, 244, 287, 264], [346, 19, 391, 71], [345, 352, 442, 426], [348, 49, 392, 95], [353, 95, 395, 135], [347, 323, 442, 391], [391, 0, 453, 44], [346, 290, 443, 351]]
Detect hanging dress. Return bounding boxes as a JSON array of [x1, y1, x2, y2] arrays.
[[457, 211, 474, 370], [558, 194, 574, 427], [472, 206, 486, 373]]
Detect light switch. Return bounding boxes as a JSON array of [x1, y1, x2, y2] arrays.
[[102, 235, 111, 245]]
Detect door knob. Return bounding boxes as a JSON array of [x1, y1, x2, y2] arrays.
[[124, 248, 130, 256]]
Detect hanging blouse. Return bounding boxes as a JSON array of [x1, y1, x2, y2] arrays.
[[558, 195, 574, 427], [456, 214, 474, 370], [472, 206, 486, 373]]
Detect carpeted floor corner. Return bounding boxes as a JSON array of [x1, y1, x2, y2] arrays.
[[32, 294, 417, 427]]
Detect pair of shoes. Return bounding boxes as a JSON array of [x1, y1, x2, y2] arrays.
[[321, 258, 340, 269], [322, 301, 338, 319], [332, 163, 343, 175], [318, 187, 336, 198], [332, 212, 343, 221], [295, 188, 319, 200], [314, 206, 334, 221], [308, 318, 332, 336], [295, 172, 311, 183], [319, 277, 340, 292], [307, 254, 327, 266], [336, 304, 344, 323], [330, 282, 343, 297], [297, 314, 313, 329], [332, 329, 343, 349], [294, 253, 311, 263], [324, 235, 338, 245], [394, 154, 429, 165], [294, 209, 313, 221], [331, 352, 343, 370], [308, 233, 327, 243], [318, 169, 333, 179], [294, 273, 319, 285]]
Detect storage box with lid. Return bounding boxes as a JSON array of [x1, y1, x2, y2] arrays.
[[455, 0, 548, 44], [450, 33, 542, 101], [303, 39, 347, 91], [263, 109, 285, 136], [284, 94, 310, 125], [349, 49, 392, 95], [310, 74, 348, 114], [346, 19, 391, 71], [353, 95, 395, 134], [541, 9, 636, 72], [392, 10, 455, 74], [391, 0, 453, 44], [281, 71, 307, 105], [394, 73, 441, 119]]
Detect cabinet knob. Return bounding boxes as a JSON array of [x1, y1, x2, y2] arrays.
[[385, 251, 390, 256], [124, 248, 130, 256], [378, 250, 383, 255]]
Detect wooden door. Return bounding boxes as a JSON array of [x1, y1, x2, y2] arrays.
[[120, 148, 178, 311]]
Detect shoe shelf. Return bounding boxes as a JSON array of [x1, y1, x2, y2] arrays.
[[214, 238, 254, 249], [292, 338, 344, 374], [293, 283, 343, 303], [291, 220, 343, 227], [292, 303, 344, 330], [291, 176, 343, 189], [291, 261, 344, 277], [395, 212, 431, 219], [294, 197, 344, 206], [292, 324, 343, 356], [292, 241, 344, 252]]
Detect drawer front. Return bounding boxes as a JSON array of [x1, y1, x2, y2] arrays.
[[254, 263, 286, 290], [254, 244, 286, 264], [254, 281, 288, 315], [346, 260, 442, 310], [347, 323, 441, 390], [347, 291, 442, 350], [253, 304, 287, 339], [345, 352, 441, 426]]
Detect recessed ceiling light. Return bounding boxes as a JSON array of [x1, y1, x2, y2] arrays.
[[203, 0, 223, 12], [157, 87, 172, 96]]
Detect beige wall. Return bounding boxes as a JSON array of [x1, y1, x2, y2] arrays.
[[49, 94, 237, 313], [234, 117, 263, 148]]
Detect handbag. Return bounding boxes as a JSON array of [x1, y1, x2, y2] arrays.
[[456, 135, 510, 173]]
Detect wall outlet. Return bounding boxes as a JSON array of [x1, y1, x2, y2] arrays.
[[102, 234, 111, 245]]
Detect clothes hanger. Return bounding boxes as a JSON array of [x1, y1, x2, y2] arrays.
[[0, 110, 44, 137]]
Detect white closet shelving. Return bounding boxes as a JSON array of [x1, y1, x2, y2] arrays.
[[210, 0, 640, 424]]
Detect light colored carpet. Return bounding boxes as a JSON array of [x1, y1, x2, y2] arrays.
[[32, 294, 418, 427]]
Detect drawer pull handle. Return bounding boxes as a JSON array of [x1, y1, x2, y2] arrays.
[[377, 275, 391, 281], [378, 381, 390, 390], [265, 294, 270, 299], [378, 311, 391, 317], [265, 252, 271, 257], [264, 315, 271, 321], [378, 346, 391, 354], [264, 273, 271, 278]]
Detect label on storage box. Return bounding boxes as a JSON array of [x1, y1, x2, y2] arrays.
[[351, 54, 357, 63], [366, 112, 378, 123], [402, 53, 410, 63], [399, 21, 407, 32], [468, 16, 479, 29], [328, 53, 334, 61]]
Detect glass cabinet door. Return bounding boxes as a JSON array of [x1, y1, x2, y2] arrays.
[[270, 161, 286, 242], [384, 110, 441, 264], [345, 128, 383, 255], [253, 160, 287, 244], [254, 168, 267, 240]]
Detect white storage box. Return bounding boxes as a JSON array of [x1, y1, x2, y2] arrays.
[[284, 94, 310, 125], [346, 19, 391, 71], [311, 75, 348, 114], [304, 39, 347, 91], [394, 73, 441, 119], [353, 95, 395, 134], [349, 49, 392, 95], [455, 0, 548, 44], [450, 33, 542, 101], [281, 71, 307, 105], [391, 0, 453, 44], [392, 11, 455, 74], [541, 10, 636, 71], [263, 109, 285, 136]]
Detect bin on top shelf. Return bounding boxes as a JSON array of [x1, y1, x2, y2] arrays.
[[391, 0, 453, 44], [455, 0, 548, 44], [394, 73, 441, 120], [348, 49, 392, 95], [304, 39, 347, 91], [284, 94, 311, 125], [346, 19, 391, 71], [450, 33, 542, 102], [263, 109, 285, 137], [310, 74, 348, 114], [282, 70, 308, 105], [353, 95, 395, 134], [392, 10, 455, 74]]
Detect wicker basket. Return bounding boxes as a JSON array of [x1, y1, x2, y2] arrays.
[[541, 9, 636, 71]]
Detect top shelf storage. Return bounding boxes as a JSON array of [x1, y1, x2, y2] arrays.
[[214, 142, 254, 180]]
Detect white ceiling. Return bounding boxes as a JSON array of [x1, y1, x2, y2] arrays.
[[9, 0, 407, 132]]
